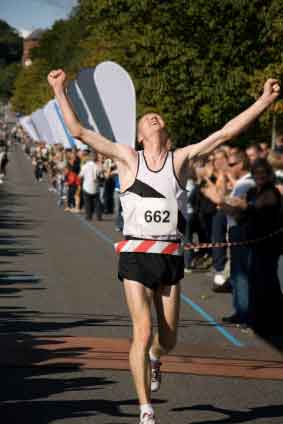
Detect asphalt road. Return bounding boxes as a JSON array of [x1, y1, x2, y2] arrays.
[[1, 145, 283, 424]]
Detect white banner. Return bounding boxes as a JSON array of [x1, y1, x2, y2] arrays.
[[31, 108, 56, 144], [67, 61, 136, 147], [44, 99, 71, 148], [45, 99, 88, 150], [19, 116, 40, 141]]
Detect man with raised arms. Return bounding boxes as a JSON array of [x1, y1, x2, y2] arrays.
[[48, 69, 280, 424]]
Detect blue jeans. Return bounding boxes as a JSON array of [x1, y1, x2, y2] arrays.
[[67, 185, 77, 208], [212, 210, 227, 272], [229, 225, 252, 322], [114, 190, 123, 231], [184, 213, 194, 268]]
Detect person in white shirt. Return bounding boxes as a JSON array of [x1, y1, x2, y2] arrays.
[[79, 152, 98, 221], [203, 150, 255, 326]]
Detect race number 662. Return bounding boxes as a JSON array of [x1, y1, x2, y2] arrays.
[[144, 210, 170, 223]]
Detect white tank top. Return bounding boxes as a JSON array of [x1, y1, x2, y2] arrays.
[[120, 150, 187, 241]]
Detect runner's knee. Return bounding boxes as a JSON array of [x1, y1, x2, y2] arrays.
[[133, 324, 152, 351]]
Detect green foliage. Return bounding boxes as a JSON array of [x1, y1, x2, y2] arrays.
[[31, 17, 87, 70], [11, 0, 283, 146], [12, 59, 52, 114], [0, 63, 21, 100], [0, 20, 22, 101], [0, 20, 22, 66]]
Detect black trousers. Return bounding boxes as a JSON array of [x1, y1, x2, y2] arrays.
[[67, 185, 77, 208], [83, 191, 102, 220], [249, 245, 282, 334]]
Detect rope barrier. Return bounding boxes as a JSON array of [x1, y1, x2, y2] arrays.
[[115, 227, 283, 255], [184, 227, 283, 251]]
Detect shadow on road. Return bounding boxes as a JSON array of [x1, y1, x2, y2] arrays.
[[173, 403, 283, 423], [0, 179, 139, 423]]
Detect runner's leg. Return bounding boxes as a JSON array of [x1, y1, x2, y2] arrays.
[[151, 282, 181, 358], [123, 279, 154, 405]]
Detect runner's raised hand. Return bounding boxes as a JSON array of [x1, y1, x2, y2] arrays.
[[47, 69, 67, 93], [261, 78, 281, 103]]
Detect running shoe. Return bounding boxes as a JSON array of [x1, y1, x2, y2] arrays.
[[213, 278, 232, 293], [139, 412, 156, 424], [151, 360, 162, 392], [70, 208, 80, 213], [184, 267, 193, 274]]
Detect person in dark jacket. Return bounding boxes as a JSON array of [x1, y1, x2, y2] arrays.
[[245, 159, 283, 334]]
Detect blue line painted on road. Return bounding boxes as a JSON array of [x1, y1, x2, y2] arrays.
[[181, 293, 244, 347], [76, 214, 114, 245], [74, 213, 244, 347]]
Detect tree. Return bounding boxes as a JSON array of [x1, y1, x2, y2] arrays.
[[12, 59, 51, 114], [0, 20, 22, 101], [11, 0, 283, 146], [0, 20, 22, 66], [0, 63, 21, 100]]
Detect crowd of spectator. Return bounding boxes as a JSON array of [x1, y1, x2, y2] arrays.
[[0, 122, 11, 183], [11, 125, 283, 334], [184, 134, 283, 333], [19, 129, 123, 231]]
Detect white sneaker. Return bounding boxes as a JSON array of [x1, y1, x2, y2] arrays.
[[151, 360, 162, 392], [213, 272, 226, 286], [139, 412, 156, 424]]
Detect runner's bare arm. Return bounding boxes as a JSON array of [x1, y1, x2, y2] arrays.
[[47, 69, 136, 164], [175, 79, 280, 164]]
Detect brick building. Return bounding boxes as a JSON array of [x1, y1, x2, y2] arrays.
[[22, 29, 44, 67]]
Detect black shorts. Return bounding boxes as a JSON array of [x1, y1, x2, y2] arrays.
[[118, 252, 184, 290]]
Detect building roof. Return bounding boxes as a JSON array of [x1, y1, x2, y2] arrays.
[[26, 29, 44, 40]]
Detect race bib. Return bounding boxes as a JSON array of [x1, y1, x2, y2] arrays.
[[137, 198, 178, 237]]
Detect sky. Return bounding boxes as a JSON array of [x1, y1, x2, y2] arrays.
[[0, 0, 77, 37]]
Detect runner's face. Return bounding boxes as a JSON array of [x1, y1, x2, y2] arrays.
[[138, 113, 165, 143]]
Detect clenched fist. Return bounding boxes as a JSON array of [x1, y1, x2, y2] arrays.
[[262, 78, 281, 103], [47, 69, 67, 93]]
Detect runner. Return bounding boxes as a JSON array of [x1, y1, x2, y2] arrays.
[[47, 69, 280, 424]]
